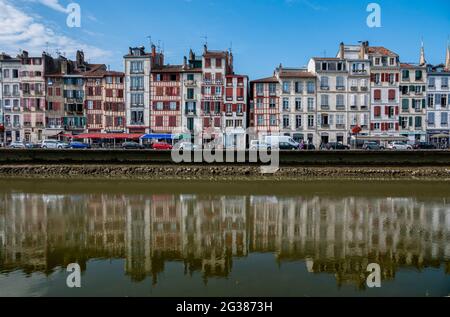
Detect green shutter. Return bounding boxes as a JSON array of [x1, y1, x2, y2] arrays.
[[422, 99, 426, 109], [402, 99, 409, 110], [409, 117, 413, 126]]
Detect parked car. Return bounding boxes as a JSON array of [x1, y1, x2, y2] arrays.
[[25, 143, 41, 149], [265, 136, 300, 150], [175, 142, 199, 151], [122, 142, 144, 150], [41, 140, 70, 149], [9, 141, 26, 149], [152, 142, 173, 150], [362, 141, 383, 151], [249, 140, 272, 151], [413, 142, 437, 150], [302, 143, 316, 150], [69, 141, 91, 149], [387, 142, 412, 150], [321, 142, 350, 150]]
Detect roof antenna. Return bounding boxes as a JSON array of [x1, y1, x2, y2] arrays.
[[146, 35, 152, 48], [202, 35, 208, 47]]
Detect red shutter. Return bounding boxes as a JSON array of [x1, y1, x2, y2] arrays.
[[371, 74, 375, 82], [395, 106, 399, 115], [395, 123, 399, 131], [203, 118, 210, 127], [374, 90, 381, 100], [226, 87, 233, 98], [396, 74, 399, 82], [385, 106, 389, 115], [370, 123, 374, 130], [232, 104, 237, 112], [381, 73, 385, 82], [214, 117, 221, 127]]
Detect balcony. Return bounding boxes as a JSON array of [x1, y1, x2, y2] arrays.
[[336, 124, 346, 129], [321, 105, 330, 110], [321, 124, 330, 129], [351, 70, 367, 75], [336, 105, 346, 110], [350, 86, 358, 92], [336, 86, 346, 91], [236, 112, 244, 117], [320, 86, 329, 91], [184, 80, 197, 87], [360, 87, 368, 91], [185, 109, 196, 116], [130, 86, 144, 91]]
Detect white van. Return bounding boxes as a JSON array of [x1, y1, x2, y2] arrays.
[[264, 136, 300, 150]]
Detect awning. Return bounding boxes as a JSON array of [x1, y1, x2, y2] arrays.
[[352, 135, 409, 142], [43, 130, 64, 137], [73, 133, 143, 140], [431, 134, 449, 139], [140, 134, 173, 140]]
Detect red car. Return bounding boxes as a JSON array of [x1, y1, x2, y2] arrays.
[[151, 142, 173, 150]]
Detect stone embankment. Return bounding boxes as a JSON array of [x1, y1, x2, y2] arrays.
[[0, 165, 449, 180]]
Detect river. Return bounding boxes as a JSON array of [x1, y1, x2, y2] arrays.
[[0, 179, 449, 297]]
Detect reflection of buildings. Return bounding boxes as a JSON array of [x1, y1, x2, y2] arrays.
[[0, 192, 448, 287]]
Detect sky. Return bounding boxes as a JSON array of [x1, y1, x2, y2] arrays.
[[1, 0, 449, 79]]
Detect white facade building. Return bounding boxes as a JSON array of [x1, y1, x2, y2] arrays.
[[124, 46, 152, 134]]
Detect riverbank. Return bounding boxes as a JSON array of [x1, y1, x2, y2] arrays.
[[0, 164, 449, 180]]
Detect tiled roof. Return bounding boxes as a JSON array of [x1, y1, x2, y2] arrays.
[[151, 65, 183, 73], [251, 76, 278, 83], [368, 46, 398, 57], [279, 70, 316, 78], [400, 63, 424, 69]]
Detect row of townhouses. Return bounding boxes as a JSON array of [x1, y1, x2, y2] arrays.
[[0, 41, 449, 147]]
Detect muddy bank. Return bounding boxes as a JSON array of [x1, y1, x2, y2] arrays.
[[0, 165, 449, 180]]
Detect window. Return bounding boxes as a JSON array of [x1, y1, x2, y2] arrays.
[[269, 98, 276, 108], [295, 115, 302, 128], [257, 115, 264, 126], [130, 61, 144, 73], [269, 83, 277, 95], [131, 110, 144, 124], [295, 82, 303, 93], [374, 89, 381, 101], [336, 95, 345, 107], [402, 70, 410, 80], [336, 76, 345, 89], [256, 98, 263, 109], [336, 114, 345, 126], [226, 120, 234, 128], [389, 58, 395, 66], [374, 106, 381, 117], [307, 115, 314, 128], [428, 77, 435, 88], [283, 98, 289, 111], [415, 116, 422, 128], [131, 93, 144, 106], [169, 101, 177, 110], [307, 98, 314, 111], [270, 115, 277, 126], [131, 76, 144, 90], [256, 83, 263, 95], [283, 115, 290, 128], [402, 99, 409, 111], [295, 98, 302, 111], [215, 58, 222, 68], [283, 82, 291, 93], [415, 70, 423, 81], [388, 89, 396, 101], [428, 95, 434, 108], [205, 58, 211, 68], [307, 81, 315, 94], [427, 112, 435, 125], [321, 95, 329, 107], [442, 77, 449, 88], [442, 94, 448, 107], [442, 112, 448, 125], [320, 76, 329, 89]]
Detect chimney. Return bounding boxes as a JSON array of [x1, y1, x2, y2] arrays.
[[22, 50, 29, 60], [189, 49, 194, 61], [76, 50, 85, 68], [339, 42, 345, 59], [151, 44, 156, 57], [61, 59, 68, 75], [204, 44, 208, 54], [183, 56, 187, 69]]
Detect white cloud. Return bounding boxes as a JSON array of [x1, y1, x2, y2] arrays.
[[32, 0, 68, 13], [0, 0, 109, 60]]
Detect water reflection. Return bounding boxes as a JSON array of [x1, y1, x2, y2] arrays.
[[0, 192, 449, 289]]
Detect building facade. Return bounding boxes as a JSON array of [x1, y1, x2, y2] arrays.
[[399, 62, 427, 143], [124, 46, 152, 134], [367, 46, 401, 137], [308, 54, 350, 145], [1, 54, 21, 143]]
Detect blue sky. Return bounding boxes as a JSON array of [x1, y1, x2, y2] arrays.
[[2, 0, 450, 78]]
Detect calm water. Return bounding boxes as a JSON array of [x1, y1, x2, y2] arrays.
[[0, 179, 449, 297]]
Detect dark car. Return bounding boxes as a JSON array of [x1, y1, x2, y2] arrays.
[[362, 141, 382, 151], [69, 141, 91, 149], [321, 142, 350, 150], [302, 144, 316, 150], [278, 142, 299, 150], [122, 141, 144, 150], [413, 142, 437, 150]]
